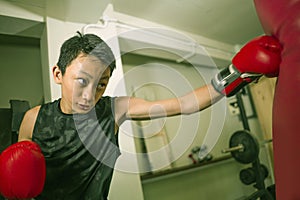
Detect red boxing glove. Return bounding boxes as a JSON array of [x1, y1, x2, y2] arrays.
[[0, 141, 46, 199], [233, 35, 282, 77], [211, 35, 282, 97]]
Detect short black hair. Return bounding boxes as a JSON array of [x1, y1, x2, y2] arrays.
[[57, 31, 116, 75]]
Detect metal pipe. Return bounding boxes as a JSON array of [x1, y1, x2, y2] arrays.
[[236, 90, 250, 131], [221, 144, 244, 153]]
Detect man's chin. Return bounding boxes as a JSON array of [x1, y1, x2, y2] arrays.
[[73, 103, 94, 114], [72, 107, 93, 114]]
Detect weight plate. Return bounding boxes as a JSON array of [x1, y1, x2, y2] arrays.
[[229, 130, 259, 164]]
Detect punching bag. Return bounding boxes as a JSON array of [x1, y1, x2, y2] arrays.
[[254, 0, 300, 199]]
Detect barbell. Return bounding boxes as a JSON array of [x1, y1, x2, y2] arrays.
[[222, 130, 261, 164]]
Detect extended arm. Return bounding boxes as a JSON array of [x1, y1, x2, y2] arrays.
[[121, 84, 221, 120], [115, 35, 282, 124]]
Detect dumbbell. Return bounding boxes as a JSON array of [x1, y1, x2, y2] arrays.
[[189, 145, 213, 164]]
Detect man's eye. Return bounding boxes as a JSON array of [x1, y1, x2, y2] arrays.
[[78, 78, 88, 86], [96, 83, 106, 90]]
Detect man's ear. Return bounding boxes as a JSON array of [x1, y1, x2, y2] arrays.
[[52, 65, 62, 84]]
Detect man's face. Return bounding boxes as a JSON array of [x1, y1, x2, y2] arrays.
[[59, 54, 111, 114]]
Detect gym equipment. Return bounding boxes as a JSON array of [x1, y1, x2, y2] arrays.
[[10, 100, 30, 143], [188, 145, 213, 164], [222, 130, 259, 164], [221, 90, 275, 199], [0, 100, 30, 151], [222, 130, 274, 200], [254, 0, 300, 198], [240, 164, 269, 185]]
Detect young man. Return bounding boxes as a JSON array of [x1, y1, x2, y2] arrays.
[[0, 32, 282, 200]]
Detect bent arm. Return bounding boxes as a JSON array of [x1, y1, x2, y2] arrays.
[[18, 106, 40, 141]]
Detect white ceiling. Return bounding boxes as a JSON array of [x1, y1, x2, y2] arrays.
[[111, 0, 264, 45], [0, 0, 264, 46]]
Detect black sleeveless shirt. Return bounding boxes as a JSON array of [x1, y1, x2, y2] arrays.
[[32, 97, 121, 200]]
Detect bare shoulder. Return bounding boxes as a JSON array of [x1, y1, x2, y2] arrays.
[[114, 96, 131, 106], [114, 96, 131, 125], [18, 105, 41, 141]]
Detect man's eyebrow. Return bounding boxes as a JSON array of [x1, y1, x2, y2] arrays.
[[78, 70, 93, 79], [100, 75, 110, 80]]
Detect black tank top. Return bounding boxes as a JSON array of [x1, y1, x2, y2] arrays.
[[32, 97, 120, 200]]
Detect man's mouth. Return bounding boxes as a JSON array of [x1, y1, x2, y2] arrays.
[[77, 103, 91, 111]]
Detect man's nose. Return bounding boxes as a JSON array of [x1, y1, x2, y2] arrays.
[[82, 86, 95, 102]]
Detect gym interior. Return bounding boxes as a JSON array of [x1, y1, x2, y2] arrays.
[[0, 1, 282, 199]]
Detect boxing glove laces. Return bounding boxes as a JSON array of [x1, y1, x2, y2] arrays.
[[212, 35, 282, 97]]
